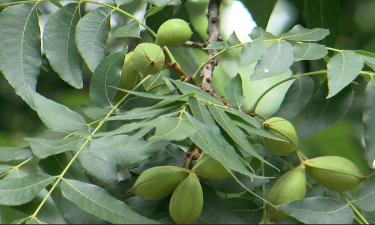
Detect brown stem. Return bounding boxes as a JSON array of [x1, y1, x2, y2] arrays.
[[185, 41, 204, 48], [295, 151, 304, 164], [164, 60, 197, 85]]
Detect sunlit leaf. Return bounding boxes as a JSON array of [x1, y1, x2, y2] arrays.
[[115, 0, 134, 6], [227, 31, 241, 46], [76, 7, 113, 72], [249, 27, 277, 41], [89, 50, 126, 108], [354, 173, 375, 211], [250, 41, 294, 81], [297, 81, 353, 140], [363, 80, 375, 168], [327, 51, 363, 98], [113, 21, 141, 38], [293, 43, 327, 61], [29, 90, 86, 132], [281, 25, 329, 41], [0, 173, 55, 206], [60, 179, 158, 224], [0, 3, 41, 108], [144, 5, 166, 19], [277, 197, 354, 224], [24, 137, 81, 159], [198, 188, 247, 224], [239, 41, 267, 66], [223, 74, 244, 110], [43, 3, 83, 89], [0, 147, 33, 162], [225, 197, 262, 224], [274, 76, 314, 119]]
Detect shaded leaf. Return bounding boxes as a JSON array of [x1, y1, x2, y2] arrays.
[[60, 179, 157, 224], [281, 25, 329, 41], [293, 43, 327, 61], [354, 173, 375, 211], [89, 50, 126, 108], [169, 79, 223, 105], [239, 41, 267, 66], [297, 81, 353, 140], [125, 196, 169, 217], [29, 90, 86, 132], [24, 137, 81, 159], [0, 173, 55, 206], [90, 134, 167, 164], [240, 0, 277, 29], [327, 51, 363, 98], [105, 105, 181, 121], [113, 21, 141, 38], [25, 219, 47, 224], [149, 116, 196, 141], [198, 187, 247, 224], [225, 197, 262, 224], [81, 105, 110, 120], [0, 3, 41, 108], [305, 0, 339, 48], [43, 3, 83, 88], [0, 147, 33, 162], [274, 76, 314, 119], [250, 41, 294, 81], [223, 74, 244, 110], [76, 7, 112, 72], [363, 80, 375, 169], [277, 197, 354, 224], [0, 165, 13, 175]]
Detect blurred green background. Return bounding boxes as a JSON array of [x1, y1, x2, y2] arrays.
[[0, 0, 374, 176]]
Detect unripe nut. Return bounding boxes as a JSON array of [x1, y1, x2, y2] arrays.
[[191, 154, 231, 180], [113, 52, 139, 101], [155, 19, 192, 47], [304, 156, 367, 192], [261, 117, 298, 156], [267, 165, 306, 221], [169, 173, 203, 224], [129, 166, 189, 200], [132, 43, 165, 75]]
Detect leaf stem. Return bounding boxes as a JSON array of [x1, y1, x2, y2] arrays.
[[339, 192, 369, 224], [247, 70, 328, 113]]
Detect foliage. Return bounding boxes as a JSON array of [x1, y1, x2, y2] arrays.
[[0, 0, 374, 224]]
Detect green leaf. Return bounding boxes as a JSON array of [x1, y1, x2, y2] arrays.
[[38, 153, 89, 182], [115, 0, 134, 6], [0, 147, 33, 162], [274, 76, 314, 119], [125, 196, 169, 217], [113, 21, 141, 38], [277, 197, 354, 224], [25, 219, 47, 224], [250, 41, 294, 81], [239, 41, 267, 66], [144, 0, 181, 6], [240, 0, 277, 29], [208, 105, 267, 165], [149, 116, 196, 141], [144, 5, 166, 19], [354, 173, 375, 211], [76, 7, 113, 72], [43, 3, 83, 89], [297, 81, 353, 140], [57, 191, 109, 224], [77, 151, 120, 197], [204, 42, 228, 50], [305, 0, 339, 48], [0, 165, 13, 175], [90, 135, 167, 164], [293, 43, 328, 61], [363, 80, 375, 168], [227, 31, 241, 46], [223, 74, 244, 110], [249, 27, 277, 41], [281, 25, 329, 41], [169, 79, 224, 105], [327, 51, 363, 98], [225, 197, 262, 224], [0, 3, 41, 108], [0, 173, 55, 206], [81, 105, 110, 120], [24, 137, 81, 159], [198, 187, 247, 224], [60, 179, 158, 224], [355, 51, 375, 72], [105, 105, 181, 121], [29, 90, 86, 132], [89, 50, 126, 108]]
